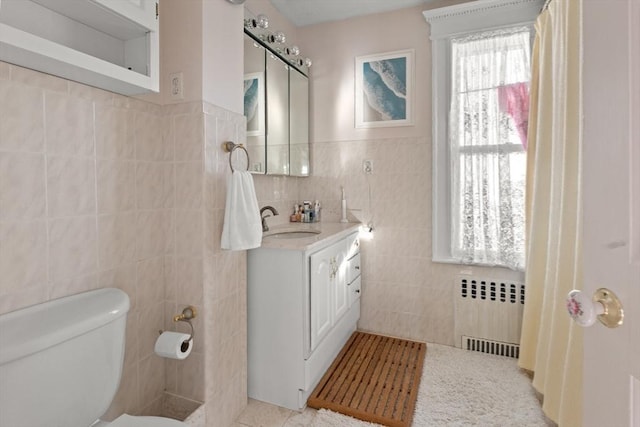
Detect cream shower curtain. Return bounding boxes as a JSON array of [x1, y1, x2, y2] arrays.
[[518, 0, 583, 426]]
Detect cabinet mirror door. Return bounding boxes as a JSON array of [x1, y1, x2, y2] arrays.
[[289, 68, 309, 176], [244, 35, 266, 173], [266, 53, 290, 175]]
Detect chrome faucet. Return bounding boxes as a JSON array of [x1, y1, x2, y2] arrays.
[[260, 206, 279, 232]]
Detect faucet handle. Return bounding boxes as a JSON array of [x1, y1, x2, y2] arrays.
[[260, 205, 279, 216]]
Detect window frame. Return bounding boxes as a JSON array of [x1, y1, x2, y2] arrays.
[[423, 0, 542, 266]]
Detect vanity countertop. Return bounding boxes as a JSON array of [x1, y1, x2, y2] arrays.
[[258, 222, 361, 252]]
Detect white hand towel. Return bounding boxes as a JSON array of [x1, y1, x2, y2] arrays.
[[221, 170, 262, 251]]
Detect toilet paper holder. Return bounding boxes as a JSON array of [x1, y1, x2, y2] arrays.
[[173, 305, 197, 323], [159, 306, 197, 348]]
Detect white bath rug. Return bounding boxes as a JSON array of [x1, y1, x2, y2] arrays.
[[310, 343, 554, 427], [311, 409, 379, 427]]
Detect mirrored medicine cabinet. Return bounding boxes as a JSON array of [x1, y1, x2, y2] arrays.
[[243, 30, 310, 176]]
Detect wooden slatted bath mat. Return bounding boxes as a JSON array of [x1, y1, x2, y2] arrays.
[[307, 331, 427, 427]]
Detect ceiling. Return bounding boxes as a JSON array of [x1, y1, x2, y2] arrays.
[[269, 0, 432, 27]]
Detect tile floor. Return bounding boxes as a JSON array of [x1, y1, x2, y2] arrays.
[[233, 399, 320, 427]]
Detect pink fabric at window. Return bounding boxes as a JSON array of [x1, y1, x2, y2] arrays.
[[498, 82, 530, 149]]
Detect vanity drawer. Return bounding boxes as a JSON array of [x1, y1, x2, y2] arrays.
[[347, 252, 361, 284], [348, 276, 361, 306]]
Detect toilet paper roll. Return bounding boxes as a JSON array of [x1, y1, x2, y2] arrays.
[[154, 331, 192, 360]]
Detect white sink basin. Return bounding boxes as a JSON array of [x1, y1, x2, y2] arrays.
[[264, 230, 321, 239]]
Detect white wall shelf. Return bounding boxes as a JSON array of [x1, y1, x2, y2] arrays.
[[0, 0, 159, 95]]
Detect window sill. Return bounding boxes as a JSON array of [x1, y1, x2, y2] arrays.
[[432, 255, 525, 272]]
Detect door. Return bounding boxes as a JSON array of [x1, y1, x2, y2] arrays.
[[333, 249, 349, 322], [289, 68, 310, 176], [582, 0, 640, 425], [266, 53, 290, 175], [244, 33, 267, 173], [310, 244, 338, 352]]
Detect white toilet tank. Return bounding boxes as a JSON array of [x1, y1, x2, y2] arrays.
[[0, 288, 130, 427]]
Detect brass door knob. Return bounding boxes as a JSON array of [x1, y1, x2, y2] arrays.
[[566, 288, 624, 328]]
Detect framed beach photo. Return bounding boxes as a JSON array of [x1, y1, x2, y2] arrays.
[[244, 72, 265, 136], [355, 49, 414, 128]]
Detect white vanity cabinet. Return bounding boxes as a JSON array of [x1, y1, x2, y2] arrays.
[[0, 0, 159, 95], [247, 228, 361, 410]]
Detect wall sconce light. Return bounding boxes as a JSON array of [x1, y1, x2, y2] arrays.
[[266, 31, 286, 44], [294, 58, 312, 68], [245, 14, 268, 29], [359, 224, 375, 241], [244, 11, 311, 69], [284, 45, 300, 56]]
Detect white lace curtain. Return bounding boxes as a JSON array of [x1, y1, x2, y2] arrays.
[[449, 27, 531, 270]]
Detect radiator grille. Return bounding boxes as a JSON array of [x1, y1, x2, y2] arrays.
[[455, 277, 525, 358], [460, 278, 525, 304], [462, 336, 520, 358]]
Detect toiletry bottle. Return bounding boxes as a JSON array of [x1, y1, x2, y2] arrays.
[[340, 187, 348, 223], [303, 201, 311, 223], [291, 204, 298, 222], [314, 200, 321, 222]]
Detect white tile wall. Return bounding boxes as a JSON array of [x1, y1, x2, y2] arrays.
[[0, 64, 259, 423]]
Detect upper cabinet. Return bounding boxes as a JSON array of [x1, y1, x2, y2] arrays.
[[243, 9, 310, 177], [0, 0, 159, 95]]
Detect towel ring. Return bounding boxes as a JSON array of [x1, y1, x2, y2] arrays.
[[222, 141, 250, 172]]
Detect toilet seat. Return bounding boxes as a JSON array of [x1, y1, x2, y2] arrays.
[[107, 414, 188, 427]]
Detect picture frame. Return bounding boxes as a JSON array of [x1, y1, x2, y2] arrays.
[[355, 49, 414, 128], [244, 72, 265, 136]]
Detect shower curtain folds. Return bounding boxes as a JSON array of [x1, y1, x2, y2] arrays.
[[518, 0, 583, 425]]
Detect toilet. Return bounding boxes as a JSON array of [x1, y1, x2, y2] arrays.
[[0, 288, 188, 427]]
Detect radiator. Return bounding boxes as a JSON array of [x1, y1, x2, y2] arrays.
[[454, 277, 525, 358]]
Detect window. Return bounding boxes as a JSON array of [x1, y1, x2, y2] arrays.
[[450, 28, 530, 269], [424, 0, 542, 270]]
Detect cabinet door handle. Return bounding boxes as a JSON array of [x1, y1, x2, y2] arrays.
[[329, 257, 338, 279]]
